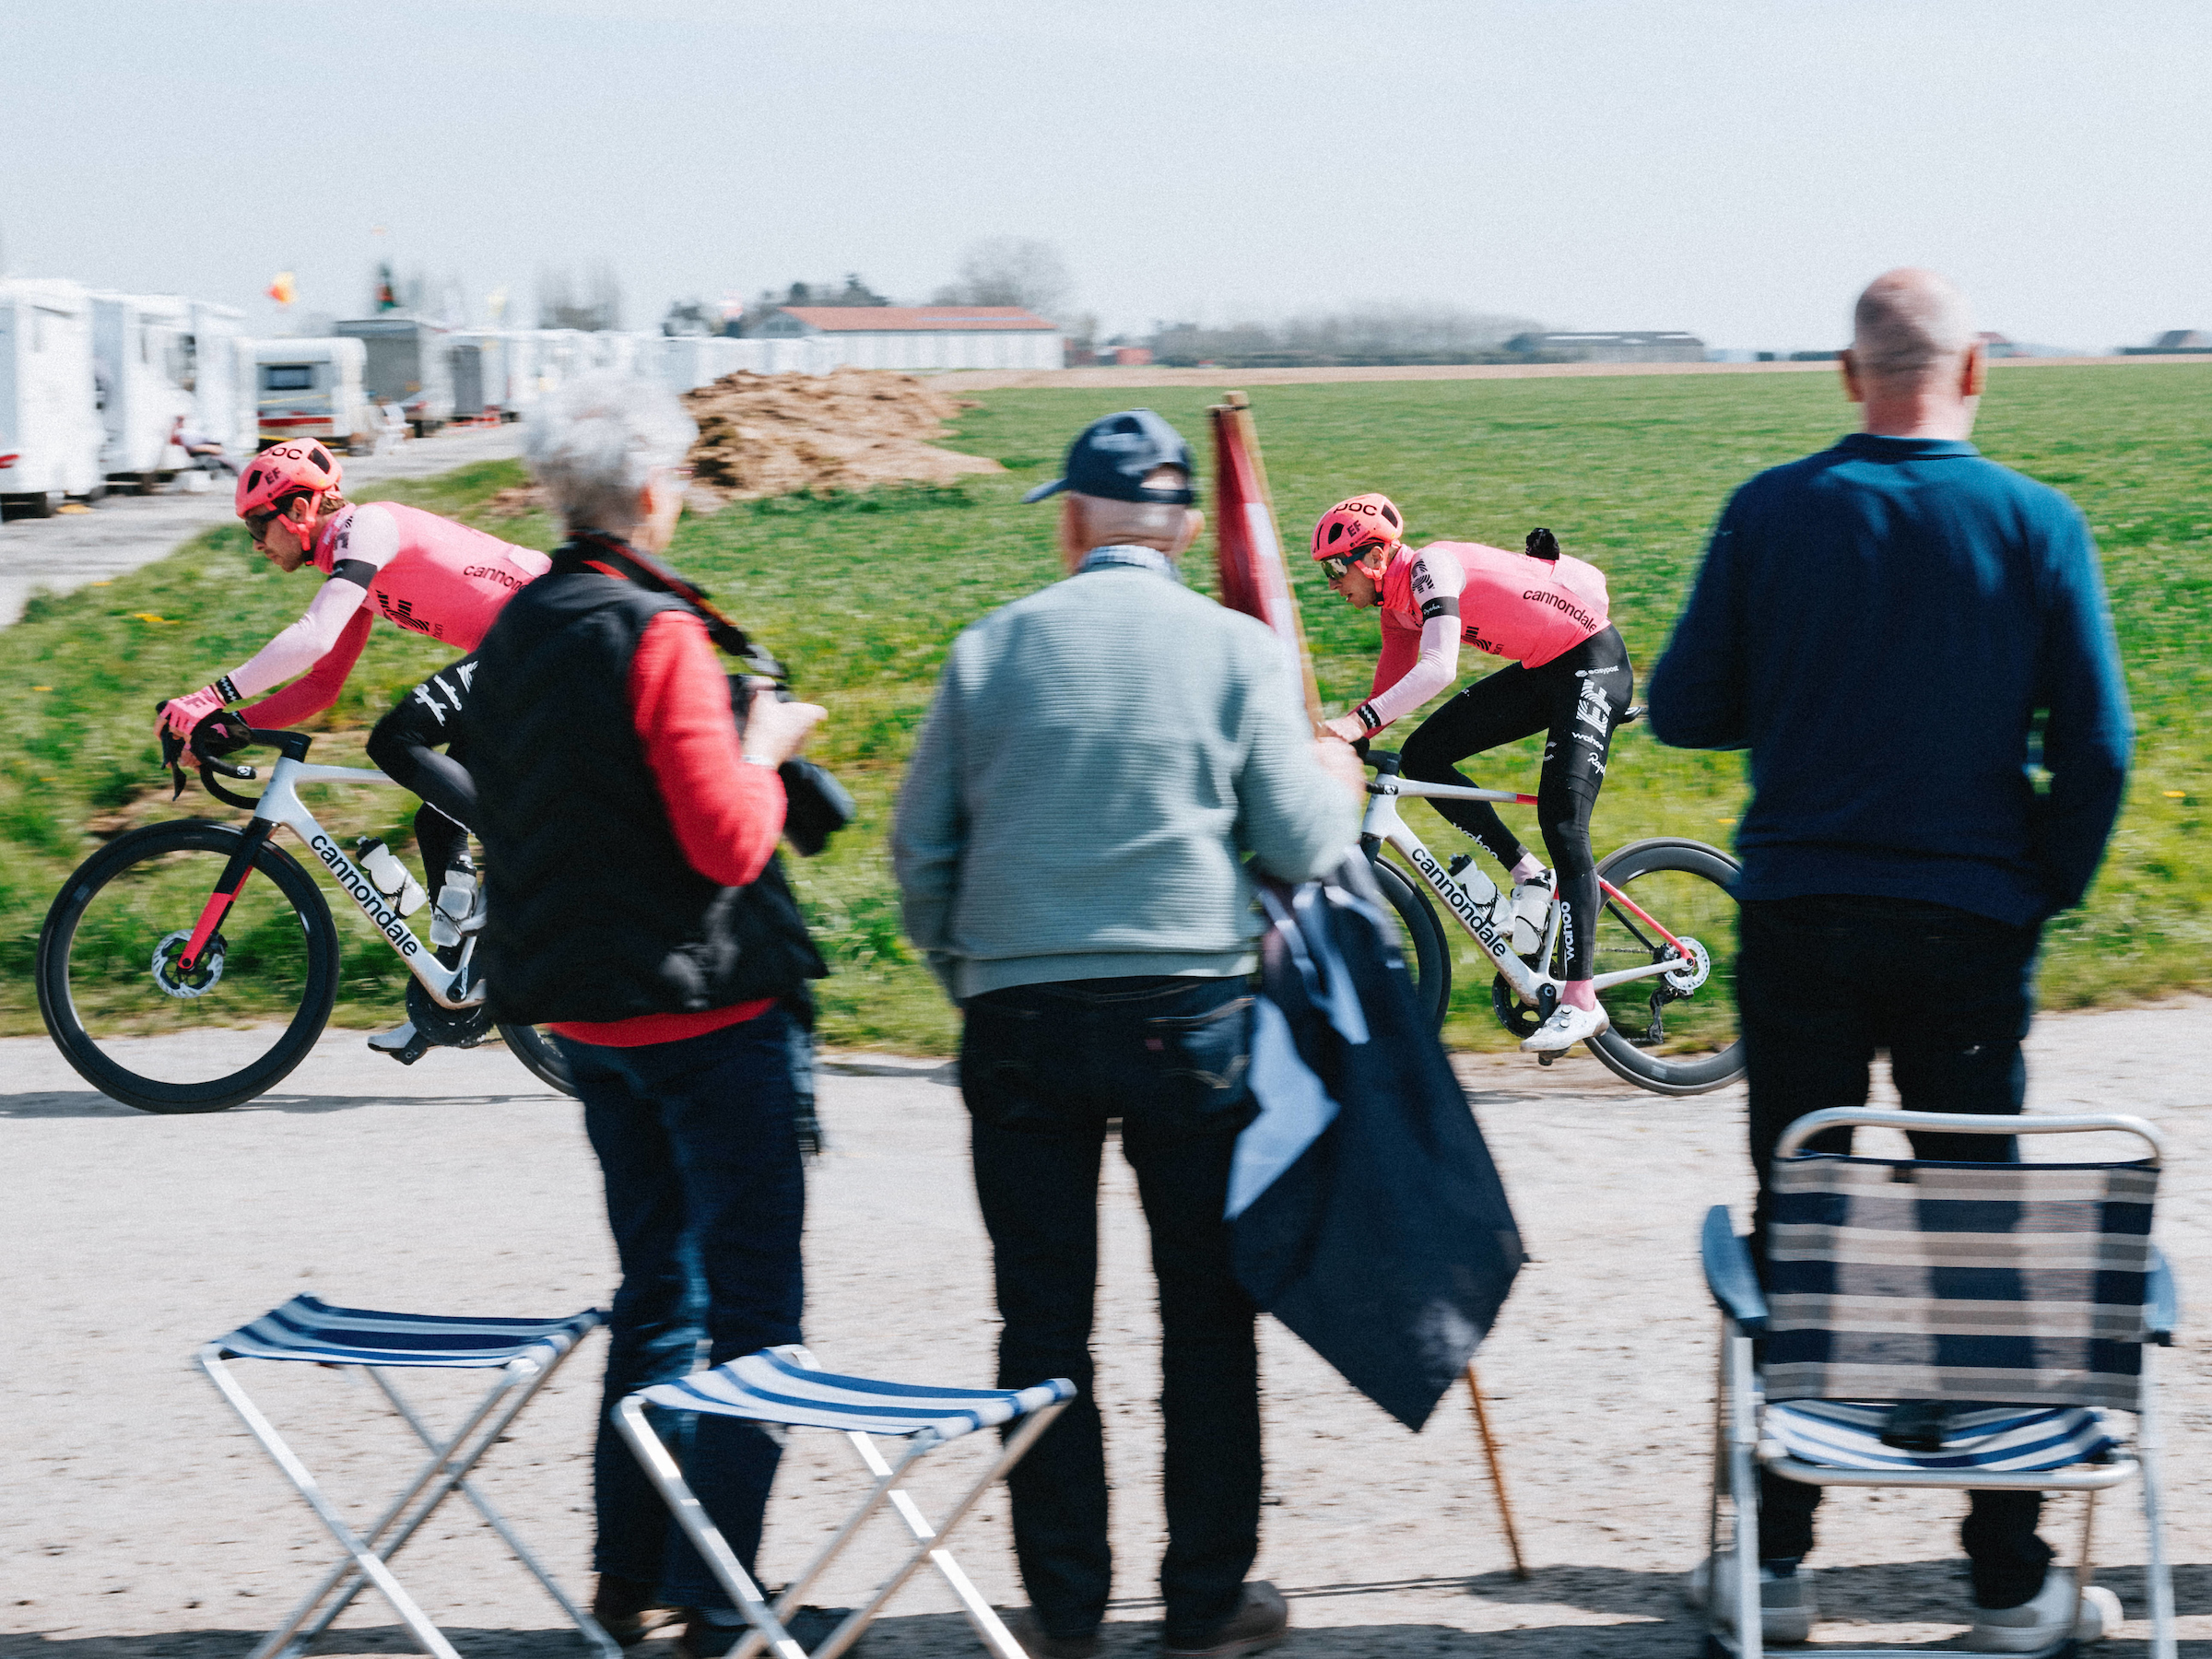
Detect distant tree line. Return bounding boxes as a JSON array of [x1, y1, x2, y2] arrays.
[[1148, 305, 1549, 368]]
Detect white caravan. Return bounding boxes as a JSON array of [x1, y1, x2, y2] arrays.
[[91, 292, 203, 490], [253, 337, 371, 453], [185, 300, 252, 455], [0, 278, 104, 515]]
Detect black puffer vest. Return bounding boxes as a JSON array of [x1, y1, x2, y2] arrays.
[[467, 541, 826, 1025]]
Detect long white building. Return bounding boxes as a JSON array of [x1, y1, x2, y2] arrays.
[[747, 305, 1063, 371]]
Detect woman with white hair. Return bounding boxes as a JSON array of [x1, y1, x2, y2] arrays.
[[466, 373, 831, 1653]]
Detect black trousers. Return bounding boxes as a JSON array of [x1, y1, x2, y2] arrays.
[[961, 975, 1260, 1648], [365, 652, 480, 887], [1740, 894, 2053, 1609], [1399, 625, 1631, 981]]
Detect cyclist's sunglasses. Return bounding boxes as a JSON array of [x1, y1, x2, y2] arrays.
[[243, 509, 284, 541], [1319, 544, 1390, 580]]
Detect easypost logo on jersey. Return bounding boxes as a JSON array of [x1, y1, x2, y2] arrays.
[[310, 833, 419, 958]]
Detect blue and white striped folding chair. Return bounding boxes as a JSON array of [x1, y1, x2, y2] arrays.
[[197, 1294, 614, 1659], [616, 1346, 1077, 1659], [1700, 1111, 2179, 1659]]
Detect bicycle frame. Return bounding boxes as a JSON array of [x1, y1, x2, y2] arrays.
[[174, 742, 481, 1010], [1360, 769, 1696, 1002]]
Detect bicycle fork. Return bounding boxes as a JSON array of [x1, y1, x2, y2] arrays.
[[178, 819, 276, 975]]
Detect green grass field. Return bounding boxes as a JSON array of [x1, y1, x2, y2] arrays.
[[3, 362, 2206, 1053]]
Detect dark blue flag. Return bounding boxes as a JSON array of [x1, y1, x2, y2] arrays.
[[1229, 853, 1524, 1430]]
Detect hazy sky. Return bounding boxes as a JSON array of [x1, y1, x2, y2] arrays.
[[5, 1, 2207, 350]]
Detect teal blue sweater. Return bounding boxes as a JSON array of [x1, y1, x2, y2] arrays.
[[892, 550, 1358, 999], [1649, 434, 2132, 925]]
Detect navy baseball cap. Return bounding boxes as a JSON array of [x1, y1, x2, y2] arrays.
[[1022, 409, 1197, 505]]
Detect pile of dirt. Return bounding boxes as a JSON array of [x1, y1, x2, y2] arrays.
[[682, 367, 1002, 504], [487, 368, 1000, 518]]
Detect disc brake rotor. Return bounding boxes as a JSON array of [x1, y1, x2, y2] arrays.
[[151, 929, 225, 999], [1662, 936, 1712, 995]]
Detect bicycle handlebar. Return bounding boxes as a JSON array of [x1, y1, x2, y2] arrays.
[[157, 706, 312, 809]]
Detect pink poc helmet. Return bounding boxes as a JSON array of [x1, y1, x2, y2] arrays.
[[235, 441, 343, 545], [1310, 492, 1405, 578]]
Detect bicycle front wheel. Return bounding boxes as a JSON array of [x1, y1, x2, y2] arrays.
[[1368, 853, 1451, 1034], [1584, 837, 1743, 1097], [37, 821, 341, 1112]]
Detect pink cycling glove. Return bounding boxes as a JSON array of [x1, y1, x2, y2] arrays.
[[159, 685, 228, 743]]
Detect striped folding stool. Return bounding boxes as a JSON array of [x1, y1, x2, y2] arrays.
[[616, 1346, 1077, 1659], [197, 1294, 616, 1659], [1699, 1111, 2179, 1659]]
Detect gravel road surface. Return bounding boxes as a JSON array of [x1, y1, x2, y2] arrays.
[[5, 1000, 2206, 1657], [0, 425, 527, 628]]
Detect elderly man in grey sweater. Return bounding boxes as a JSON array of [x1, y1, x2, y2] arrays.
[[894, 410, 1361, 1659]]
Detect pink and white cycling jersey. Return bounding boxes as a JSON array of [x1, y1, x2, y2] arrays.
[[218, 502, 549, 724], [1358, 540, 1610, 731], [310, 501, 549, 650]]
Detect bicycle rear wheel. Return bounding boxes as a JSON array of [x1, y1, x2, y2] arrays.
[[1584, 837, 1742, 1096], [1368, 853, 1451, 1033], [497, 1022, 576, 1097], [38, 820, 341, 1112]]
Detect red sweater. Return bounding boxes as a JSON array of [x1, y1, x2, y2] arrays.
[[549, 606, 787, 1047]]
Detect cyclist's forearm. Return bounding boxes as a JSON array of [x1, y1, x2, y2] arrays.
[[235, 608, 374, 729], [1357, 614, 1460, 731], [225, 580, 371, 700]]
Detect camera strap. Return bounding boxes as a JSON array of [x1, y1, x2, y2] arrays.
[[566, 532, 789, 681]]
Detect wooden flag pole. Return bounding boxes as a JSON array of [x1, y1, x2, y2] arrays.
[[1465, 1362, 1530, 1580], [1210, 391, 1326, 733]]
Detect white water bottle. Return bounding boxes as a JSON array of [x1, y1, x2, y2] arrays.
[[357, 838, 427, 915]]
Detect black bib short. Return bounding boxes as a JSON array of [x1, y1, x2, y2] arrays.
[[1397, 625, 1633, 982]]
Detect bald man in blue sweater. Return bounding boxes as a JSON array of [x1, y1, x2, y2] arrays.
[[1651, 269, 2132, 1650]]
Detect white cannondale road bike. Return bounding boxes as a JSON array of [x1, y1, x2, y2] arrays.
[[36, 725, 572, 1112], [1358, 726, 1745, 1096]]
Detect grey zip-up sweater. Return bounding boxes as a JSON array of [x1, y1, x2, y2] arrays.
[[893, 548, 1358, 1000]]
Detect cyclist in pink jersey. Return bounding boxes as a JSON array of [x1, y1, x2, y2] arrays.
[[158, 441, 549, 1054], [1311, 493, 1632, 1053]]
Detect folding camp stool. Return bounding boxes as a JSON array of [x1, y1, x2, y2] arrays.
[[1700, 1110, 2179, 1659], [197, 1294, 617, 1659], [617, 1345, 1076, 1659]]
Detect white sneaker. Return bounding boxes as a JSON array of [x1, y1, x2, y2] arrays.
[[1687, 1553, 1817, 1645], [1964, 1568, 2079, 1653], [1507, 871, 1554, 954], [1520, 1000, 1609, 1053]]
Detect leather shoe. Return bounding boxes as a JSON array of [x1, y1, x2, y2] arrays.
[[1163, 1583, 1288, 1657], [589, 1574, 679, 1647], [1006, 1607, 1102, 1658]]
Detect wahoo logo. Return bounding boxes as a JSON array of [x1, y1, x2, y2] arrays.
[[1407, 844, 1512, 959], [310, 833, 420, 958]]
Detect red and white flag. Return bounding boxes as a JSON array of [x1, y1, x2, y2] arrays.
[[1211, 394, 1324, 731]]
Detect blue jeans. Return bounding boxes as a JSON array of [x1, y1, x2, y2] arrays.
[[559, 1009, 806, 1608], [1738, 895, 2052, 1607], [961, 974, 1259, 1648]]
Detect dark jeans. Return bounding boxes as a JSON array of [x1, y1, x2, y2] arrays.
[[559, 1009, 806, 1608], [1740, 894, 2052, 1608], [962, 974, 1260, 1648]]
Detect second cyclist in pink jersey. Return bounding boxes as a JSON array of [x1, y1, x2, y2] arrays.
[[157, 440, 550, 1053], [1312, 493, 1632, 1054]]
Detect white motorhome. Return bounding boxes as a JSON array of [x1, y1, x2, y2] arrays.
[[335, 316, 454, 433], [447, 333, 510, 420], [91, 292, 203, 491], [253, 337, 371, 453], [0, 278, 104, 515], [185, 300, 251, 455]]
